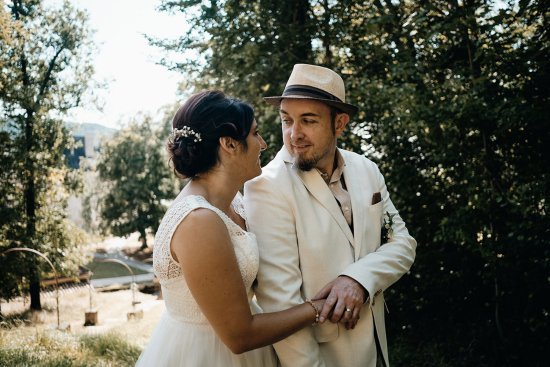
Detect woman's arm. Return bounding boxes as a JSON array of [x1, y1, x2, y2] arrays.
[[171, 208, 323, 354]]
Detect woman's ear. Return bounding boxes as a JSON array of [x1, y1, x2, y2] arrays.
[[219, 137, 239, 154]]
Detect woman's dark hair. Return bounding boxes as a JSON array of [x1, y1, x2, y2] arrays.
[[168, 90, 254, 178]]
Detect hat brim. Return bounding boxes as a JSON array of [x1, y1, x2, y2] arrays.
[[264, 95, 358, 118]]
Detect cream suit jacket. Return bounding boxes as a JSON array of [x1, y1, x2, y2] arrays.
[[244, 147, 417, 367]]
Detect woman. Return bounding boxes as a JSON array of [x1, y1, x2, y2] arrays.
[[136, 90, 325, 366]]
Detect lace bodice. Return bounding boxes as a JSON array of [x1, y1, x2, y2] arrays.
[[153, 193, 258, 323]]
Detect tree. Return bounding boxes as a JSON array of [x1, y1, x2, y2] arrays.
[[154, 0, 314, 160], [96, 115, 179, 250], [155, 0, 549, 364], [338, 2, 549, 365], [0, 0, 95, 310]]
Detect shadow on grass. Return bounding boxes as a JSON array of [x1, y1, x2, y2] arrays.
[[0, 309, 33, 329], [0, 303, 58, 329]]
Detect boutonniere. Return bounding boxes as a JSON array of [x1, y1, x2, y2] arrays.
[[381, 211, 396, 243]]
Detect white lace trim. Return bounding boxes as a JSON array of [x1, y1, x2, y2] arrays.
[[232, 191, 247, 221]]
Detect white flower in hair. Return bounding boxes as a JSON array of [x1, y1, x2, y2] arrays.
[[172, 126, 202, 142]]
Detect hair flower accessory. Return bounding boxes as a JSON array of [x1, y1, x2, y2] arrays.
[[173, 126, 202, 142], [381, 211, 396, 243]]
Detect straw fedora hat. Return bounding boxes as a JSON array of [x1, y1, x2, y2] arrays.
[[264, 64, 358, 117]]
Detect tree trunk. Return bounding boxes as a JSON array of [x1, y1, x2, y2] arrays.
[[321, 0, 332, 67], [291, 0, 311, 62], [28, 265, 41, 310], [25, 110, 41, 311], [139, 228, 148, 250]]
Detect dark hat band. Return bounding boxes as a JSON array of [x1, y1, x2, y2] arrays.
[[282, 85, 343, 103]]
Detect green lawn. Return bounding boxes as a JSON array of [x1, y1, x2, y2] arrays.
[[86, 260, 149, 279]]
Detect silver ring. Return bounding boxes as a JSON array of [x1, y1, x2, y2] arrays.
[[345, 308, 352, 312]]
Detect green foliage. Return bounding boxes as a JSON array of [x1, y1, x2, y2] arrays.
[[156, 0, 550, 365], [343, 2, 549, 365], [96, 116, 179, 248], [155, 0, 314, 160], [0, 0, 95, 308]]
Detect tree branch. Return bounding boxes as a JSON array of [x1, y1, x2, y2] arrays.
[[36, 46, 65, 108]]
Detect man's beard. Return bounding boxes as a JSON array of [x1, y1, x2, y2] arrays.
[[294, 143, 334, 172], [297, 156, 317, 171]]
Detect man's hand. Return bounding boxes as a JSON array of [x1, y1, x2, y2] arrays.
[[312, 275, 367, 329]]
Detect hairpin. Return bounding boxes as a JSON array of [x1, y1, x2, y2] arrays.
[[172, 126, 202, 142]]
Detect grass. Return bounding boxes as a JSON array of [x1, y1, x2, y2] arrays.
[[86, 260, 148, 279], [0, 287, 164, 366], [0, 328, 142, 366]]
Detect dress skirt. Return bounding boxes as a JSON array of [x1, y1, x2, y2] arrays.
[[136, 311, 278, 367]]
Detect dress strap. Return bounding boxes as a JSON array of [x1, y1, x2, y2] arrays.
[[232, 191, 247, 222]]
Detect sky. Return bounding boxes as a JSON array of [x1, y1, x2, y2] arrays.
[[64, 0, 188, 130]]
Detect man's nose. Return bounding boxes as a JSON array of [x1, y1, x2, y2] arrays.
[[291, 123, 303, 140]]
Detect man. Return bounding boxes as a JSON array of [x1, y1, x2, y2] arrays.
[[244, 64, 417, 367]]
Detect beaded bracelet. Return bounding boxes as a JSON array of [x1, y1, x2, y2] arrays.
[[305, 299, 320, 325]]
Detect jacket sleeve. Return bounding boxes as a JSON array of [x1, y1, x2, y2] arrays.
[[340, 161, 417, 306], [244, 174, 326, 367]]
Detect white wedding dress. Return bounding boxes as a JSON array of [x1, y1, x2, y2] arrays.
[[136, 193, 278, 366]]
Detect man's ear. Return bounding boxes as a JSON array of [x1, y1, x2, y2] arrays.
[[219, 136, 239, 154], [334, 113, 350, 137]]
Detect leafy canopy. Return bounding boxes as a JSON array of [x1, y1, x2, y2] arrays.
[[155, 0, 549, 364], [96, 115, 179, 249], [0, 0, 96, 306]]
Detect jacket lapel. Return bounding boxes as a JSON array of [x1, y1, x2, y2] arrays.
[[342, 152, 365, 260], [280, 147, 355, 247]]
